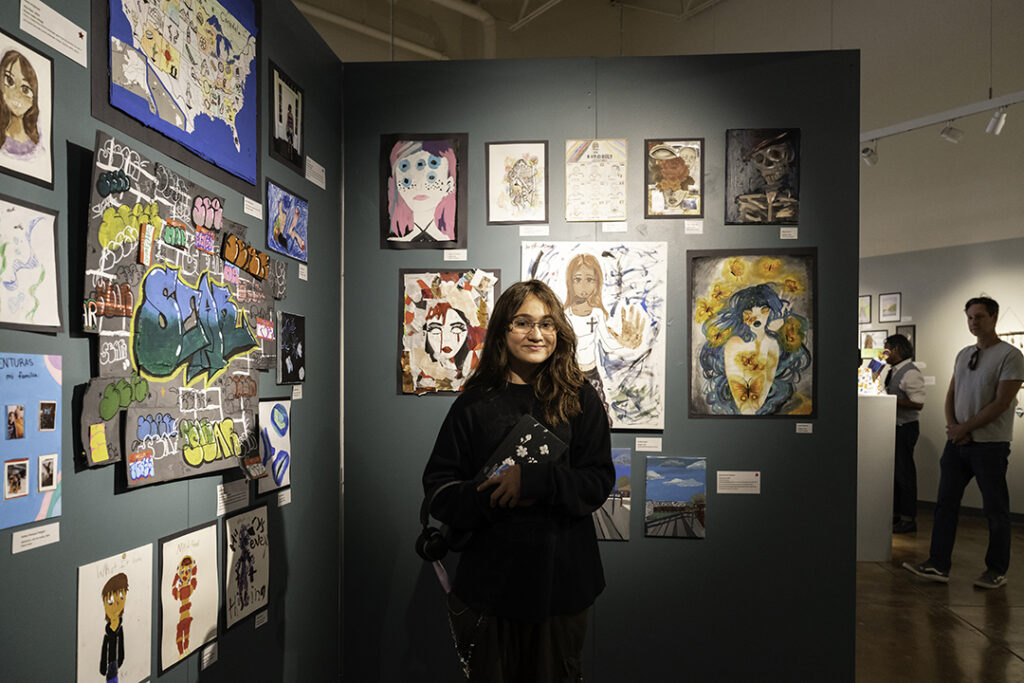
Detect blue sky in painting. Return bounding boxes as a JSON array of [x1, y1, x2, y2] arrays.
[[646, 456, 706, 502]]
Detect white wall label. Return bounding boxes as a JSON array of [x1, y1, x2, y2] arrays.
[[601, 221, 628, 233], [635, 437, 662, 452], [519, 225, 549, 236], [243, 196, 263, 219], [684, 220, 703, 235], [216, 479, 248, 516], [291, 384, 303, 400], [779, 227, 799, 240], [12, 521, 60, 554], [305, 156, 326, 190], [795, 423, 813, 434], [278, 488, 292, 507], [443, 249, 468, 261], [21, 0, 87, 67], [717, 471, 761, 494], [924, 376, 936, 386], [298, 264, 308, 281], [255, 611, 268, 628], [201, 643, 218, 669]]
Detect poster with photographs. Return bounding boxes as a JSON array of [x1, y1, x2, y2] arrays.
[[725, 128, 800, 225], [159, 522, 218, 673], [76, 544, 153, 683], [0, 28, 53, 188], [644, 138, 703, 218], [224, 505, 269, 628], [485, 141, 547, 224], [268, 61, 304, 174], [565, 139, 627, 222], [0, 194, 62, 332], [0, 352, 61, 529]]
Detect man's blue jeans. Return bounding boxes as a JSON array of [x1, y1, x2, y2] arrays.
[[929, 440, 1011, 574]]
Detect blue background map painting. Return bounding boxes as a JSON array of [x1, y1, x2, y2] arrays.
[[107, 0, 259, 184]]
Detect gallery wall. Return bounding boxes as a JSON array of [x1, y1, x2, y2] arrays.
[[0, 0, 342, 680], [343, 51, 860, 681], [860, 236, 1024, 514]]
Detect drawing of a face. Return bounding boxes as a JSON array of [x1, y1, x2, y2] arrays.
[[394, 150, 452, 211], [104, 586, 127, 624], [2, 55, 35, 119], [425, 304, 468, 368], [744, 306, 771, 334], [571, 266, 599, 303]]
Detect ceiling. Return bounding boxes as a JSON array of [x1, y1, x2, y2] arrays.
[[295, 0, 1024, 258]]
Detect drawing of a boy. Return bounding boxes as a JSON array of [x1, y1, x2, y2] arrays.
[[100, 573, 129, 681], [171, 555, 198, 656]]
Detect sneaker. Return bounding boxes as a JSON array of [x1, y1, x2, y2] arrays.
[[974, 570, 1007, 589], [892, 519, 917, 534], [902, 560, 949, 583]]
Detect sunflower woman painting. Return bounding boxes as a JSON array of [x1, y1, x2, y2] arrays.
[[690, 251, 815, 417]]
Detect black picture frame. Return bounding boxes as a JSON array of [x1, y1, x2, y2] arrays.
[[157, 521, 219, 674], [895, 324, 916, 358], [0, 193, 62, 333], [485, 140, 548, 225], [268, 60, 304, 175], [879, 292, 902, 322], [724, 128, 800, 225], [644, 137, 704, 219]]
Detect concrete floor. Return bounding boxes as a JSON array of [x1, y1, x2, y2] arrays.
[[857, 509, 1024, 682]]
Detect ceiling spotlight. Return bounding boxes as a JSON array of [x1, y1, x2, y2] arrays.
[[860, 145, 878, 166], [986, 109, 1007, 135], [940, 123, 964, 143]]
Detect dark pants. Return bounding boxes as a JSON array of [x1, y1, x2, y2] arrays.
[[929, 440, 1011, 574], [893, 420, 920, 520], [448, 592, 588, 682]]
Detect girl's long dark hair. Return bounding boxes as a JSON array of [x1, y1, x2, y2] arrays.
[[465, 280, 585, 425]]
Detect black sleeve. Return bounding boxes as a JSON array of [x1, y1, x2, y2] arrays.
[[116, 625, 125, 667], [99, 631, 107, 675], [421, 395, 496, 530], [519, 384, 614, 516]]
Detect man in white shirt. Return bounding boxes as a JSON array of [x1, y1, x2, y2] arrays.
[[883, 334, 926, 534]]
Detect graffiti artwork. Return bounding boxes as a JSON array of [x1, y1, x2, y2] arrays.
[[224, 505, 269, 628], [158, 522, 218, 672], [523, 241, 667, 430], [399, 268, 498, 395], [80, 132, 286, 485]]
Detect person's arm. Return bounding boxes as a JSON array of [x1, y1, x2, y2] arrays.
[[947, 379, 1023, 444], [897, 368, 925, 410]]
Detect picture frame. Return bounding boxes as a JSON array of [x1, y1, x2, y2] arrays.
[[858, 295, 871, 324], [0, 194, 62, 333], [223, 505, 270, 629], [565, 138, 627, 222], [37, 401, 56, 431], [0, 28, 54, 189], [277, 311, 305, 384], [724, 128, 800, 225], [644, 138, 704, 219], [158, 522, 218, 673], [4, 457, 29, 499], [268, 60, 305, 175], [266, 177, 309, 263], [879, 292, 902, 322], [380, 133, 468, 249], [37, 453, 57, 492], [896, 324, 916, 358], [860, 329, 887, 351], [485, 141, 548, 225]]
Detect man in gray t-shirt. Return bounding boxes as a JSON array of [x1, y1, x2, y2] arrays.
[[904, 297, 1024, 589]]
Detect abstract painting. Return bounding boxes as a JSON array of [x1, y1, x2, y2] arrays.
[[565, 139, 627, 222], [689, 249, 816, 417], [0, 28, 53, 188], [485, 141, 547, 224], [224, 505, 269, 628], [645, 456, 706, 539], [257, 399, 290, 495], [159, 522, 218, 673], [380, 133, 468, 249], [265, 178, 308, 263], [594, 448, 630, 541], [0, 353, 61, 529], [276, 312, 305, 384], [399, 268, 498, 395], [103, 0, 259, 184], [644, 138, 703, 218], [0, 195, 62, 332], [523, 241, 667, 430], [725, 128, 800, 225], [268, 61, 304, 175], [76, 544, 153, 683]]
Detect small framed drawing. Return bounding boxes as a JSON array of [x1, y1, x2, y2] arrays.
[[644, 138, 704, 218], [0, 28, 54, 189], [266, 178, 309, 263], [37, 453, 57, 492], [879, 292, 902, 322], [896, 324, 916, 357], [277, 311, 305, 384], [860, 329, 887, 351], [858, 295, 871, 324], [268, 61, 304, 175], [485, 141, 548, 225], [0, 194, 62, 332]]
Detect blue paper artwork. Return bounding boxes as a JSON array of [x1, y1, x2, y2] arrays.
[[644, 456, 706, 539], [107, 0, 259, 183], [0, 353, 62, 531], [593, 448, 630, 541], [265, 179, 308, 263]]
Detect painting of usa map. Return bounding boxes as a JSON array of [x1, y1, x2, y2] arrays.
[[107, 0, 259, 184]]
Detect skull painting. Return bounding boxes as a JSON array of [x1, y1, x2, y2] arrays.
[[725, 128, 800, 225]]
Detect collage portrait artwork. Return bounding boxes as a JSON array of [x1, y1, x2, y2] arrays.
[[0, 28, 54, 188], [380, 133, 468, 249], [265, 178, 308, 263], [485, 141, 548, 224], [725, 128, 800, 225], [76, 544, 153, 683], [564, 139, 627, 222], [268, 61, 304, 174], [399, 268, 498, 395], [523, 241, 667, 430], [594, 448, 631, 541], [644, 138, 703, 218], [0, 195, 62, 332], [81, 131, 287, 486], [689, 249, 816, 417], [644, 456, 707, 539], [276, 312, 305, 384], [105, 0, 260, 183], [159, 522, 219, 673], [224, 505, 269, 628], [257, 399, 291, 494], [0, 353, 61, 530]]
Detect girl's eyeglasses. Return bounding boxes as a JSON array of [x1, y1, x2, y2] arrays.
[[508, 317, 556, 336]]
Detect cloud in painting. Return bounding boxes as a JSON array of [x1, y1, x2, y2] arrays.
[[666, 477, 703, 488], [686, 460, 706, 470], [647, 470, 664, 480]]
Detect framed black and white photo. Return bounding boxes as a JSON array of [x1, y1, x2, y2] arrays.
[[269, 61, 305, 175]]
